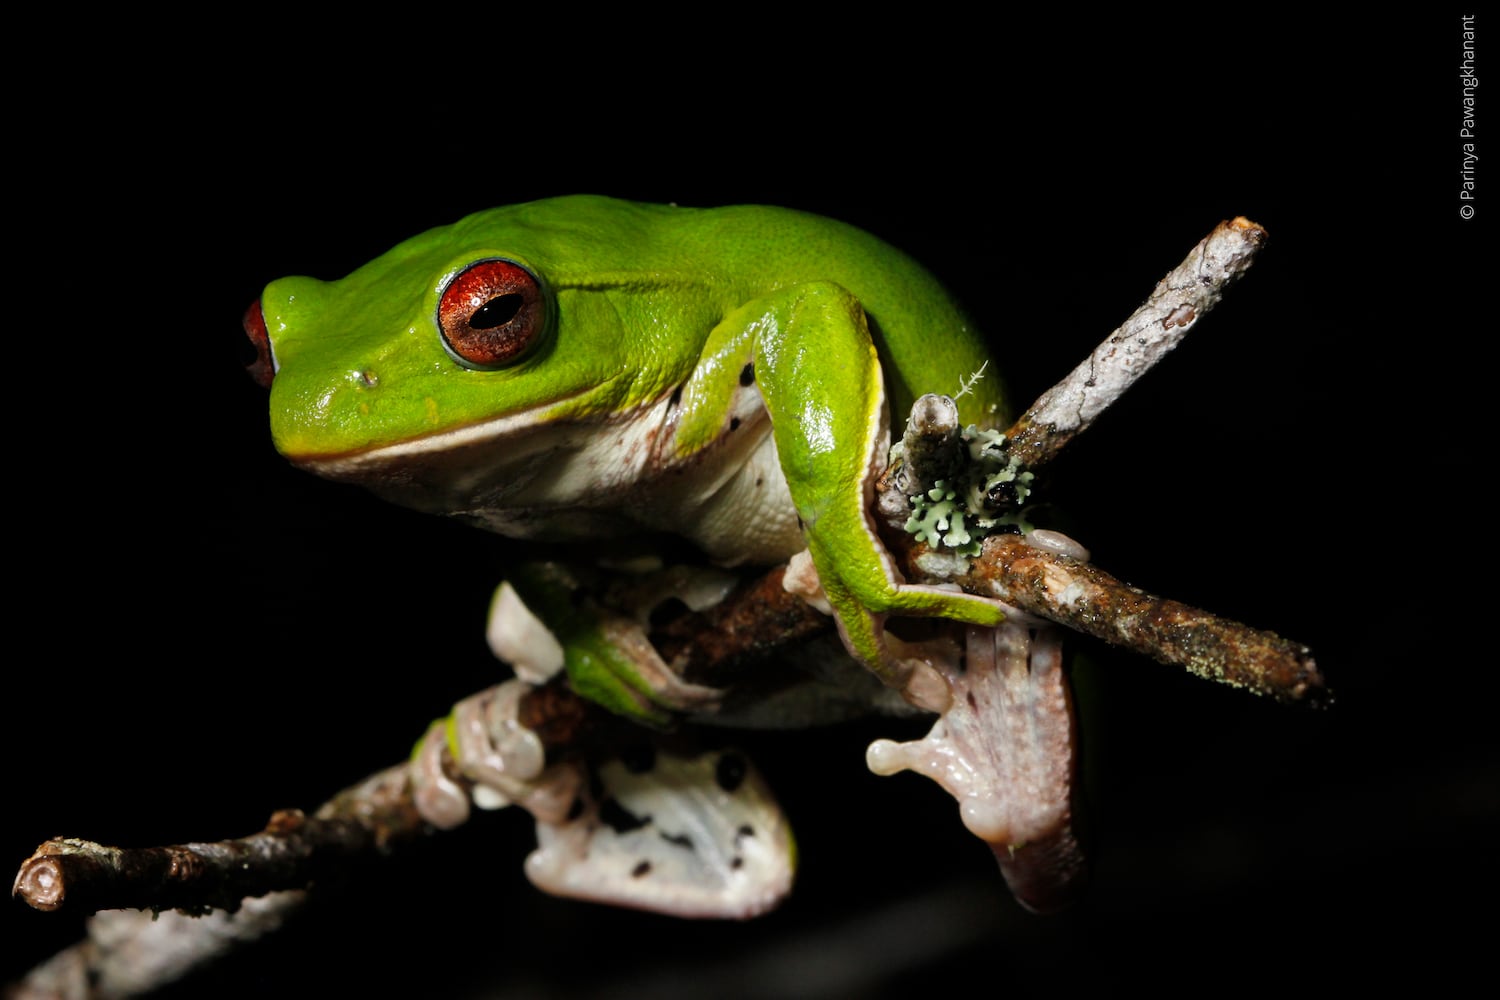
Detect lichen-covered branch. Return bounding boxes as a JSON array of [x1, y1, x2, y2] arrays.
[[1003, 217, 1268, 469], [882, 214, 1319, 704]]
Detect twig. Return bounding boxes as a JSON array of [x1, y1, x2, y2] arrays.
[[658, 566, 831, 687], [15, 817, 375, 917], [956, 535, 1324, 705], [883, 215, 1318, 703], [8, 893, 305, 1000], [892, 393, 966, 498], [1003, 217, 1268, 469], [12, 763, 432, 920]]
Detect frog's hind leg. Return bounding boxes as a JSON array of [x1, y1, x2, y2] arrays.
[[526, 745, 796, 919], [750, 280, 1012, 708], [407, 682, 796, 919]]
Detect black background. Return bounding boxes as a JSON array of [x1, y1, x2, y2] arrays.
[[7, 15, 1490, 997]]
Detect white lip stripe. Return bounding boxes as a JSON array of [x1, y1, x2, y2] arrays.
[[299, 383, 806, 567], [299, 392, 585, 479]]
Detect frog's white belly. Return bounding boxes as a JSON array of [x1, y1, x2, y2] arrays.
[[298, 388, 806, 567]]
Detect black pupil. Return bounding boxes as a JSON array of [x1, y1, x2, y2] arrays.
[[470, 294, 522, 330]]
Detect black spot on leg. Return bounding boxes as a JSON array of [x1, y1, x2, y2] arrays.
[[659, 831, 696, 851], [739, 363, 755, 386], [600, 799, 650, 834], [729, 417, 741, 431], [632, 860, 652, 878], [966, 691, 978, 711], [669, 385, 683, 408], [731, 856, 744, 869], [737, 824, 755, 839], [716, 752, 747, 793]]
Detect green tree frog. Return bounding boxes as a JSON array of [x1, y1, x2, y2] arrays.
[[244, 195, 1024, 917]]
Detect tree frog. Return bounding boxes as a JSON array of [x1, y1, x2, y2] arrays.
[[246, 195, 1011, 704], [244, 195, 1020, 915]]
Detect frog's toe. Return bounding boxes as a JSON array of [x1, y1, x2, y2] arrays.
[[411, 719, 471, 830], [887, 582, 1012, 629], [414, 682, 586, 829], [448, 681, 547, 797]]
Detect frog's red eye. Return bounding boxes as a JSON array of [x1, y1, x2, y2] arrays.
[[438, 258, 547, 369]]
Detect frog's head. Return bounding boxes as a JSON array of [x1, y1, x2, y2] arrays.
[[243, 198, 720, 519]]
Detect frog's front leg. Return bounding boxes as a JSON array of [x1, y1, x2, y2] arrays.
[[716, 283, 1008, 707]]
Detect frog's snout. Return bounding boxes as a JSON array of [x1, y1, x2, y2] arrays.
[[243, 299, 275, 389]]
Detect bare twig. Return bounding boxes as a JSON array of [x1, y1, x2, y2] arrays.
[[658, 566, 830, 686], [1004, 217, 1268, 469], [15, 816, 378, 917]]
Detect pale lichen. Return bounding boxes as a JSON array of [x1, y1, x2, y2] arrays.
[[902, 424, 1035, 557]]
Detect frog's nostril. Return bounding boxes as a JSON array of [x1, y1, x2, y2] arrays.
[[243, 300, 275, 389]]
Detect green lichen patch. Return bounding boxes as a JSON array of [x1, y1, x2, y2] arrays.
[[902, 426, 1035, 557]]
